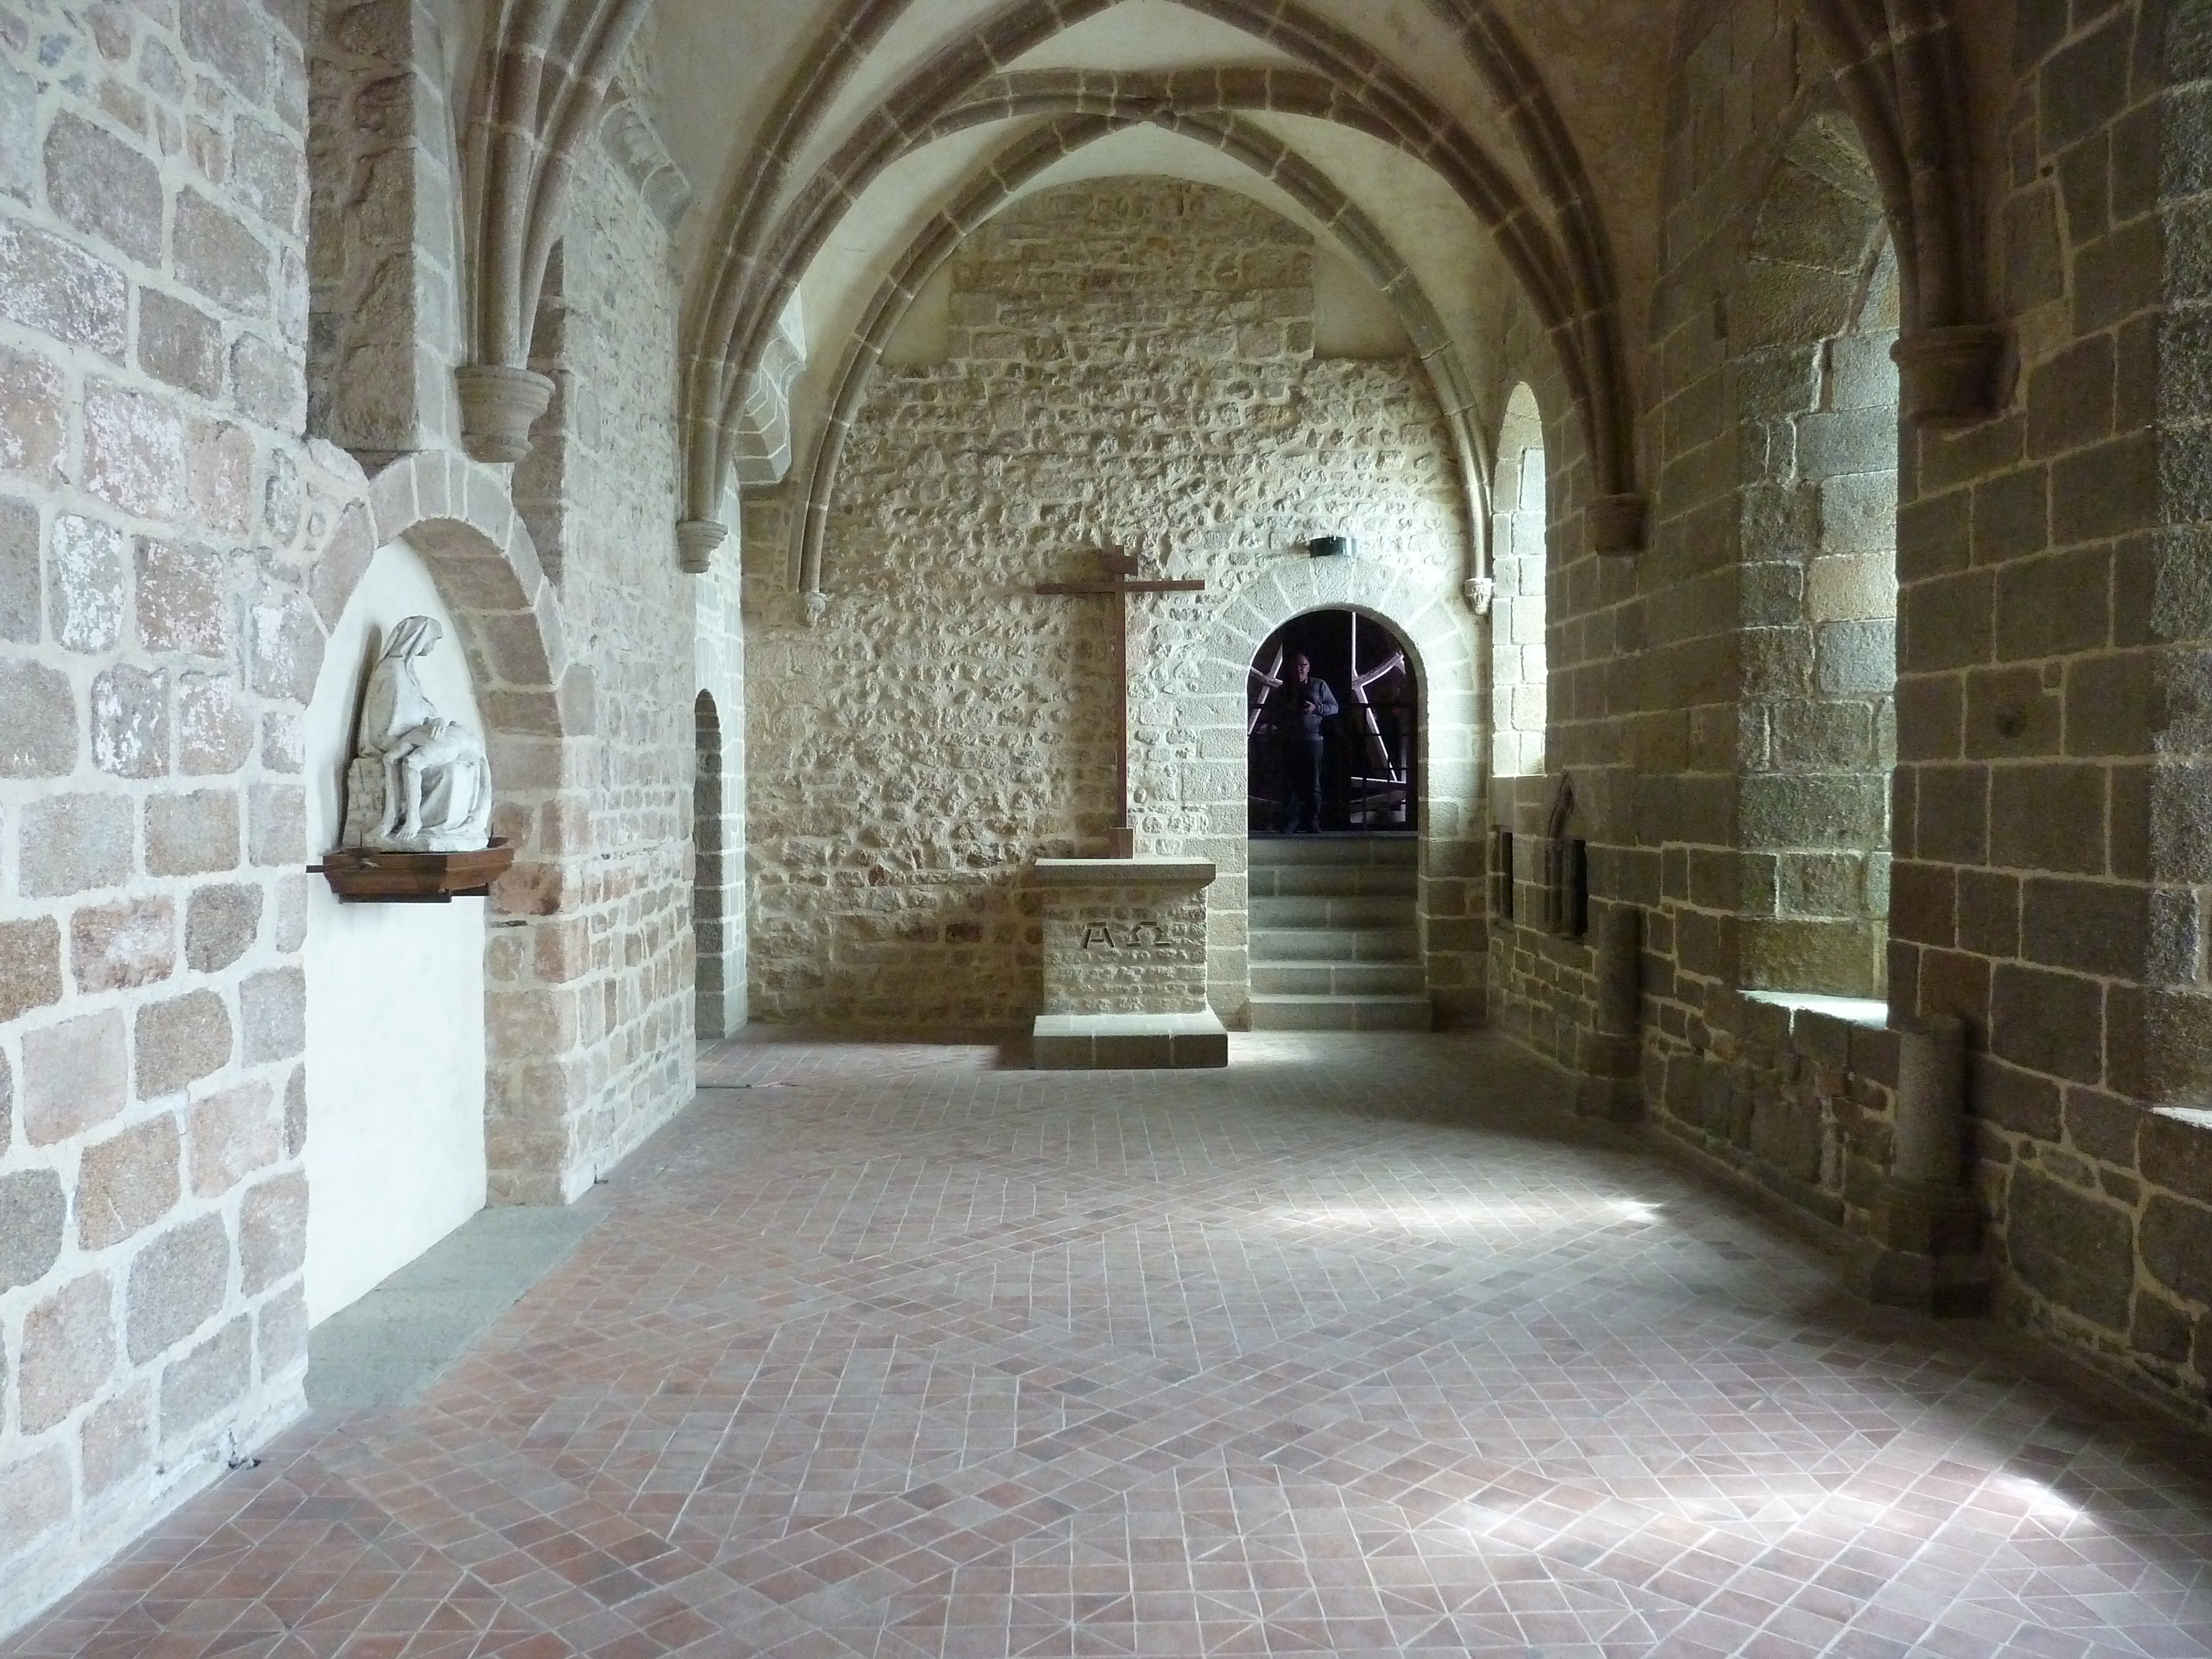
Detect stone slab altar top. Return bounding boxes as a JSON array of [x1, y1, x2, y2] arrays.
[[1034, 857, 1217, 887]]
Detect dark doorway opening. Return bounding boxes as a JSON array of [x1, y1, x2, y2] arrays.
[[1248, 609, 1418, 836]]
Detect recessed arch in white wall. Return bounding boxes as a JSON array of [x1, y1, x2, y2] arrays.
[[301, 538, 489, 1325]]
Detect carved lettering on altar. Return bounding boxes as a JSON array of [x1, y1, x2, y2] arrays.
[[1081, 922, 1161, 951]]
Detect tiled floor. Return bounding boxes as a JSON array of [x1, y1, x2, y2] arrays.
[[12, 1032, 2212, 1658]]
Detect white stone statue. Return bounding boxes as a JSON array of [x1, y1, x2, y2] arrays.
[[341, 616, 493, 853]]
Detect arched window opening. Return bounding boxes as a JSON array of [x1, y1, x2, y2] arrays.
[[1735, 115, 1900, 1000], [1491, 384, 1548, 779], [695, 690, 729, 1040]]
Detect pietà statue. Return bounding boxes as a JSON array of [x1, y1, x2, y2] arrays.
[[340, 617, 494, 853]]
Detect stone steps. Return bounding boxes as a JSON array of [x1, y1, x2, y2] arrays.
[[1248, 993, 1435, 1031], [1251, 894, 1410, 928], [1249, 834, 1418, 868], [1250, 960, 1427, 996], [1249, 864, 1417, 899], [1251, 926, 1420, 962], [1246, 837, 1428, 1032]]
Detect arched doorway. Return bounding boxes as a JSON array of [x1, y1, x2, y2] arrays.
[[1248, 609, 1420, 836], [302, 536, 489, 1325], [1246, 608, 1429, 1032]]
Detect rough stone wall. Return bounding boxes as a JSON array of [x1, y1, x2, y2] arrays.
[[526, 123, 693, 1183], [0, 0, 365, 1625], [745, 181, 1476, 1030]]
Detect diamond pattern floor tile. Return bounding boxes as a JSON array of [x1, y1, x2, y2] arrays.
[[11, 1033, 2212, 1657]]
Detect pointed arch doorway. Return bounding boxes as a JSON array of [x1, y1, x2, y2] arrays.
[[1246, 608, 1429, 1032]]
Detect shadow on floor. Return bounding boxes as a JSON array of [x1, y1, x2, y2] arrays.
[[305, 1201, 609, 1408]]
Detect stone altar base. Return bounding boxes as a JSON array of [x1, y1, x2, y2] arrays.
[[1031, 857, 1227, 1070]]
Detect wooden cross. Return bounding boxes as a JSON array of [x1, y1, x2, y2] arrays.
[[1035, 547, 1206, 859]]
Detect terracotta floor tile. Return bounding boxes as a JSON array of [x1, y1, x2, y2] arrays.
[[12, 1034, 2212, 1658]]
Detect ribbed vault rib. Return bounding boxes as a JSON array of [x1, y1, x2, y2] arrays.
[[465, 0, 653, 369], [1791, 0, 1985, 333]]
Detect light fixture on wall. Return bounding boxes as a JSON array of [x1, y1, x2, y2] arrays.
[[1306, 535, 1355, 559]]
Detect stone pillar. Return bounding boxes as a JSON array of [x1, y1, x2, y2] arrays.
[[1572, 901, 1642, 1122], [1031, 858, 1228, 1070], [1850, 1015, 1991, 1315], [307, 0, 465, 461]]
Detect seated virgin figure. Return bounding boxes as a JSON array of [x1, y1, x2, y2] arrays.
[[340, 615, 494, 853]]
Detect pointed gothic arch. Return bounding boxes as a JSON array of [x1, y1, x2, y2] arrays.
[[677, 0, 1644, 548]]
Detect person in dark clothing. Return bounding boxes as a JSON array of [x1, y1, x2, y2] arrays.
[[1277, 653, 1339, 833]]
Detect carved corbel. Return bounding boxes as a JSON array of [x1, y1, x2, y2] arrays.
[[1587, 493, 1647, 556], [456, 364, 555, 464], [1891, 325, 2007, 427], [677, 519, 729, 575]]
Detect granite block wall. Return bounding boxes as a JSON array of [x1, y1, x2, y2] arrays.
[[0, 0, 353, 1623], [1493, 0, 2212, 1427], [0, 2, 700, 1627], [519, 111, 694, 1187]]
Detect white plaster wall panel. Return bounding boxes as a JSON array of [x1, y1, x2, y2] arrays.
[[643, 0, 826, 269], [300, 539, 487, 1326], [745, 181, 1478, 1030], [1314, 251, 1415, 361], [1250, 114, 1519, 435], [782, 0, 1010, 204]]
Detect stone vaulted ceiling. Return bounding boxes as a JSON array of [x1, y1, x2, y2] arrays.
[[451, 0, 1996, 580]]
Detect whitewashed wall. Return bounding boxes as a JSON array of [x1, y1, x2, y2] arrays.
[[301, 539, 487, 1325]]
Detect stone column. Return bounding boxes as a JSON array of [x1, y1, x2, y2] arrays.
[[1850, 1015, 1991, 1315], [307, 0, 465, 461]]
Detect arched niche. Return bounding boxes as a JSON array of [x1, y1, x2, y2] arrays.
[[300, 537, 488, 1324]]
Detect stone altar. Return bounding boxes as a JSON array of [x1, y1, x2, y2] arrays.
[[1031, 858, 1228, 1069]]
